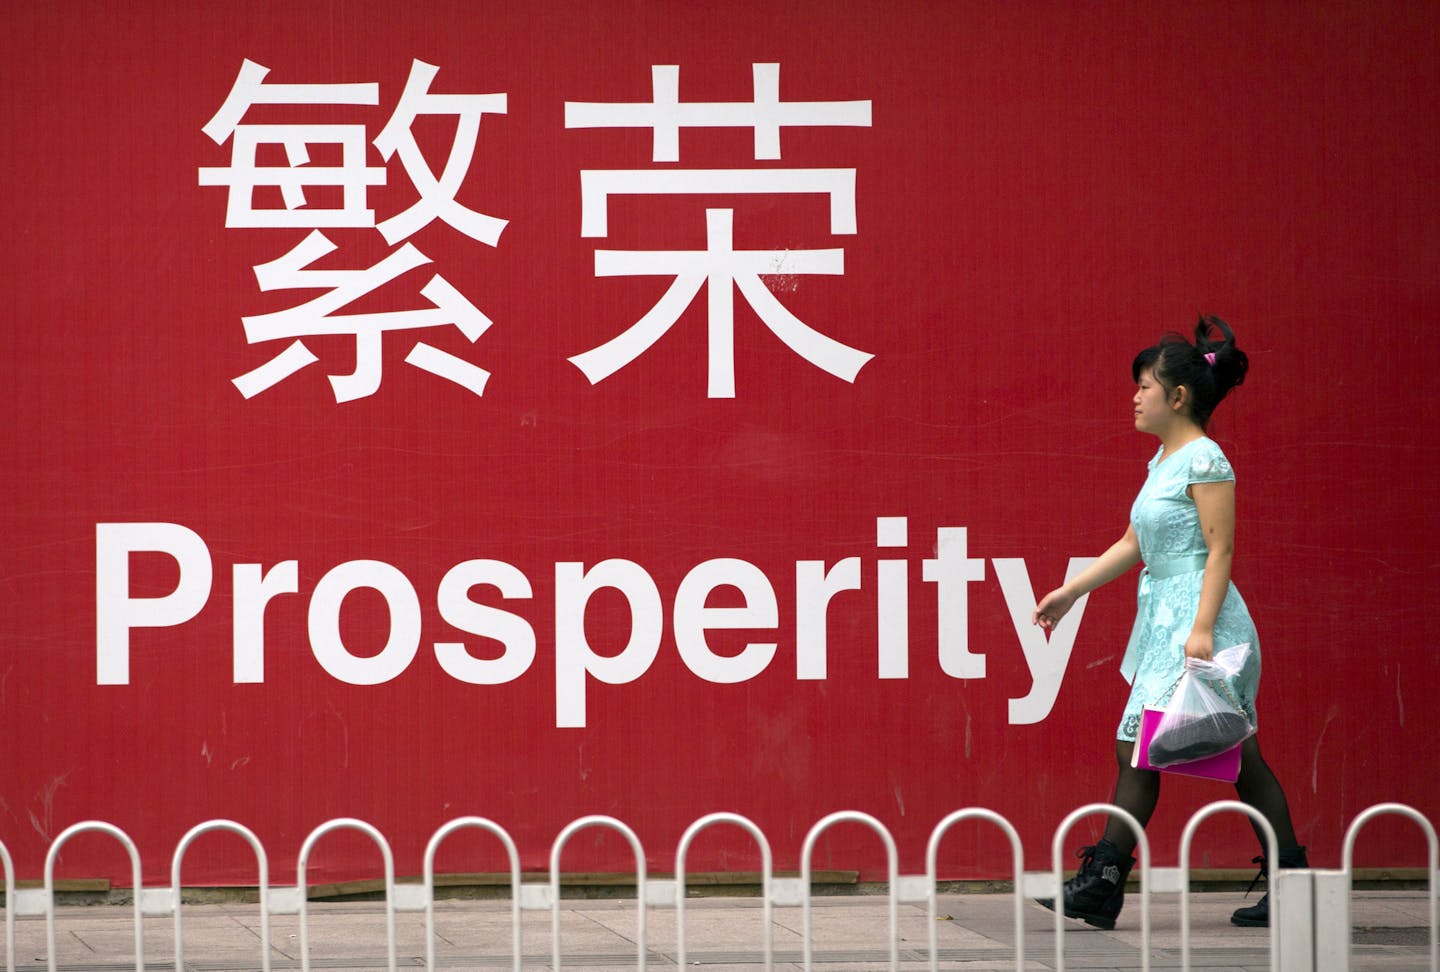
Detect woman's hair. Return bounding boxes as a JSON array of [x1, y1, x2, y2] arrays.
[[1131, 315, 1250, 428]]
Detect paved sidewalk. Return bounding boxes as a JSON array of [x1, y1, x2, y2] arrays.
[[8, 890, 1434, 971]]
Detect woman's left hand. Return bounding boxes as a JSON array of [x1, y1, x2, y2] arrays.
[[1184, 629, 1214, 661]]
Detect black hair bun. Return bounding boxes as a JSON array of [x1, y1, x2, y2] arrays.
[[1195, 314, 1249, 393]]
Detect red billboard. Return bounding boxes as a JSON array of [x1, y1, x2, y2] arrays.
[[3, 0, 1437, 887]]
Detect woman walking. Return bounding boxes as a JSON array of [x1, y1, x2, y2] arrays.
[[1032, 316, 1305, 929]]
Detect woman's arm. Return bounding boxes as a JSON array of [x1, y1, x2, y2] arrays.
[[1184, 479, 1237, 660], [1032, 524, 1142, 630]]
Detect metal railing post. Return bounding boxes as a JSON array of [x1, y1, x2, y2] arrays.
[[1339, 803, 1438, 972], [1050, 803, 1151, 972], [295, 818, 397, 972], [421, 817, 521, 972], [171, 819, 272, 972], [1, 838, 14, 972], [549, 815, 647, 972], [674, 812, 774, 972], [924, 808, 1025, 972], [43, 822, 145, 972], [1178, 800, 1278, 972], [799, 811, 899, 972]]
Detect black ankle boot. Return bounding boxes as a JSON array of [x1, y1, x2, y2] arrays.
[[1231, 846, 1308, 927], [1037, 839, 1136, 930]]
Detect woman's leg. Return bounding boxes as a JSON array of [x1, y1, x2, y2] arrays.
[[1037, 740, 1155, 929], [1103, 740, 1161, 855], [1234, 734, 1299, 849], [1231, 733, 1304, 926]]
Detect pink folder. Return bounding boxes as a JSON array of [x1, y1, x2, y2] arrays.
[[1130, 705, 1242, 782]]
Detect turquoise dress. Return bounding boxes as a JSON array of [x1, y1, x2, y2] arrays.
[[1119, 437, 1260, 741]]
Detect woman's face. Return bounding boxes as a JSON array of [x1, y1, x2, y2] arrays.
[[1133, 367, 1177, 435]]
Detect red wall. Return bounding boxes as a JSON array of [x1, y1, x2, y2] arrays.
[[3, 0, 1437, 887]]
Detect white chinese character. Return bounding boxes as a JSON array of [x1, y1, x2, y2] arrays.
[[569, 209, 871, 398], [373, 59, 508, 246], [199, 60, 386, 228], [565, 64, 873, 396], [232, 231, 492, 402], [201, 60, 506, 402]]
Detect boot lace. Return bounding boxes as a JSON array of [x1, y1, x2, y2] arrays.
[[1244, 854, 1266, 898]]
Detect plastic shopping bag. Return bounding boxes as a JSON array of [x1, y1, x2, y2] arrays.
[[1147, 644, 1256, 768]]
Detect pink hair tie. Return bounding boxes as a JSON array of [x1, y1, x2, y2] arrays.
[[1204, 352, 1217, 366]]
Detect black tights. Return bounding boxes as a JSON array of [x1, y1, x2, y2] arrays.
[[1102, 734, 1299, 858]]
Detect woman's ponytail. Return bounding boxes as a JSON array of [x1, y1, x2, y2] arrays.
[[1194, 314, 1249, 398]]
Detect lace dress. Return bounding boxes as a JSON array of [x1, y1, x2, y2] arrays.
[[1118, 437, 1261, 741]]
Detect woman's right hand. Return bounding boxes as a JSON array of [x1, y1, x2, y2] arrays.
[[1032, 588, 1076, 631]]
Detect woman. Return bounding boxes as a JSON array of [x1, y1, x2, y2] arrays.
[[1032, 316, 1304, 930]]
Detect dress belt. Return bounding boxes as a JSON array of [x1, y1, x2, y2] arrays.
[[1143, 553, 1209, 580]]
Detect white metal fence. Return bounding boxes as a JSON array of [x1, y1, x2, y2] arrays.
[[0, 801, 1434, 972]]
